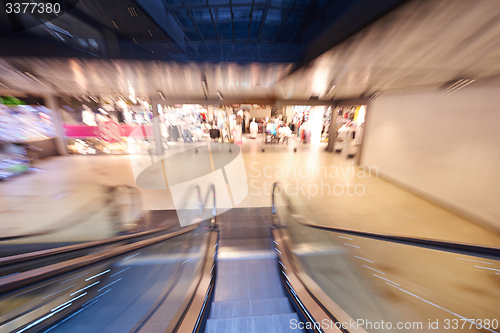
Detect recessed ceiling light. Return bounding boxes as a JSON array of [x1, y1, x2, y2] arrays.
[[369, 92, 380, 100], [443, 79, 475, 95], [127, 7, 138, 17]]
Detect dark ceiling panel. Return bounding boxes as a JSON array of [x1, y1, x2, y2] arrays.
[[295, 0, 408, 70], [0, 0, 409, 65]]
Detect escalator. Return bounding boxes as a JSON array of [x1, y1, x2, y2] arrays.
[[0, 185, 177, 284], [203, 208, 304, 333], [1, 182, 499, 332]]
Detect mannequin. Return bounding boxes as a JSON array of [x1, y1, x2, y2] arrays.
[[250, 117, 258, 139]]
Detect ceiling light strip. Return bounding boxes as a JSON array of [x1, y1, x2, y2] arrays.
[[444, 79, 475, 95]]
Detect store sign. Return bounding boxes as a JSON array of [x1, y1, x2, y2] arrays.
[[97, 121, 122, 142], [64, 124, 153, 138]]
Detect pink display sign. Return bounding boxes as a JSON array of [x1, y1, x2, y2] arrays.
[[64, 124, 153, 139]]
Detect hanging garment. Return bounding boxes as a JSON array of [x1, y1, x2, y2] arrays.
[[209, 128, 220, 139]]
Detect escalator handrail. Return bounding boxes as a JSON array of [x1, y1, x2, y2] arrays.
[[0, 224, 198, 295], [1, 185, 217, 333], [271, 182, 500, 257], [204, 184, 217, 228], [167, 231, 217, 333], [0, 184, 215, 283], [0, 226, 170, 268], [0, 182, 217, 289], [0, 184, 143, 242], [177, 183, 217, 228], [272, 227, 355, 333], [164, 185, 217, 333]]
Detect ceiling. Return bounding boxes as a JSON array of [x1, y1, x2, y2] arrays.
[[149, 0, 404, 63], [2, 0, 500, 101], [0, 0, 405, 63], [281, 0, 500, 99], [0, 57, 292, 101]]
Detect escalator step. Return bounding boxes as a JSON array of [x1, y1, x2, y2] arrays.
[[219, 226, 271, 239], [209, 297, 294, 319], [204, 313, 305, 333]]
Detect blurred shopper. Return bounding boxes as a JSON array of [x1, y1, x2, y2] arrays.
[[250, 118, 258, 139]]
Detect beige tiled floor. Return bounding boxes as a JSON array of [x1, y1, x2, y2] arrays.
[[1, 134, 499, 247]]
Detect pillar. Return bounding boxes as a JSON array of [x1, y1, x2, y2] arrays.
[[44, 95, 68, 155], [153, 101, 164, 155], [326, 105, 338, 152]]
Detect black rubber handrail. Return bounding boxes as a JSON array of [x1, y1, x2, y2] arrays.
[[176, 183, 217, 229], [271, 182, 500, 257], [0, 226, 170, 268], [165, 185, 218, 333], [0, 225, 197, 295], [272, 227, 354, 333]]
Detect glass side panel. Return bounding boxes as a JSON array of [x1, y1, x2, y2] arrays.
[[274, 188, 500, 333]]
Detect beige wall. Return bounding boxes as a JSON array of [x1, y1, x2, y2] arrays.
[[285, 105, 294, 121], [361, 86, 500, 231], [248, 106, 271, 119]]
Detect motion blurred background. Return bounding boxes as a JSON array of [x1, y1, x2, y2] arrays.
[[0, 0, 499, 332]]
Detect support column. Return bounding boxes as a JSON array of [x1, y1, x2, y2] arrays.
[[44, 95, 68, 155], [208, 105, 214, 122], [325, 105, 338, 153], [153, 101, 164, 155]]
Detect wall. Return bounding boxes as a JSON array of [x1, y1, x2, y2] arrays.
[[248, 106, 271, 120], [285, 106, 294, 121], [361, 86, 500, 231], [25, 138, 60, 159]]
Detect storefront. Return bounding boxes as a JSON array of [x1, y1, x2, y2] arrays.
[[332, 104, 367, 158], [0, 97, 58, 179], [0, 103, 56, 143], [60, 97, 155, 155], [154, 103, 247, 144], [284, 105, 332, 145], [157, 104, 208, 143]]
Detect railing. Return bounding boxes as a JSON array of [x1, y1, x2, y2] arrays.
[[0, 184, 144, 245], [175, 183, 216, 229], [165, 184, 218, 333], [0, 184, 217, 333], [108, 184, 143, 233], [271, 182, 500, 256], [271, 181, 500, 333]]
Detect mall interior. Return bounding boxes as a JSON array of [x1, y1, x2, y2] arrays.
[[0, 0, 499, 332]]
